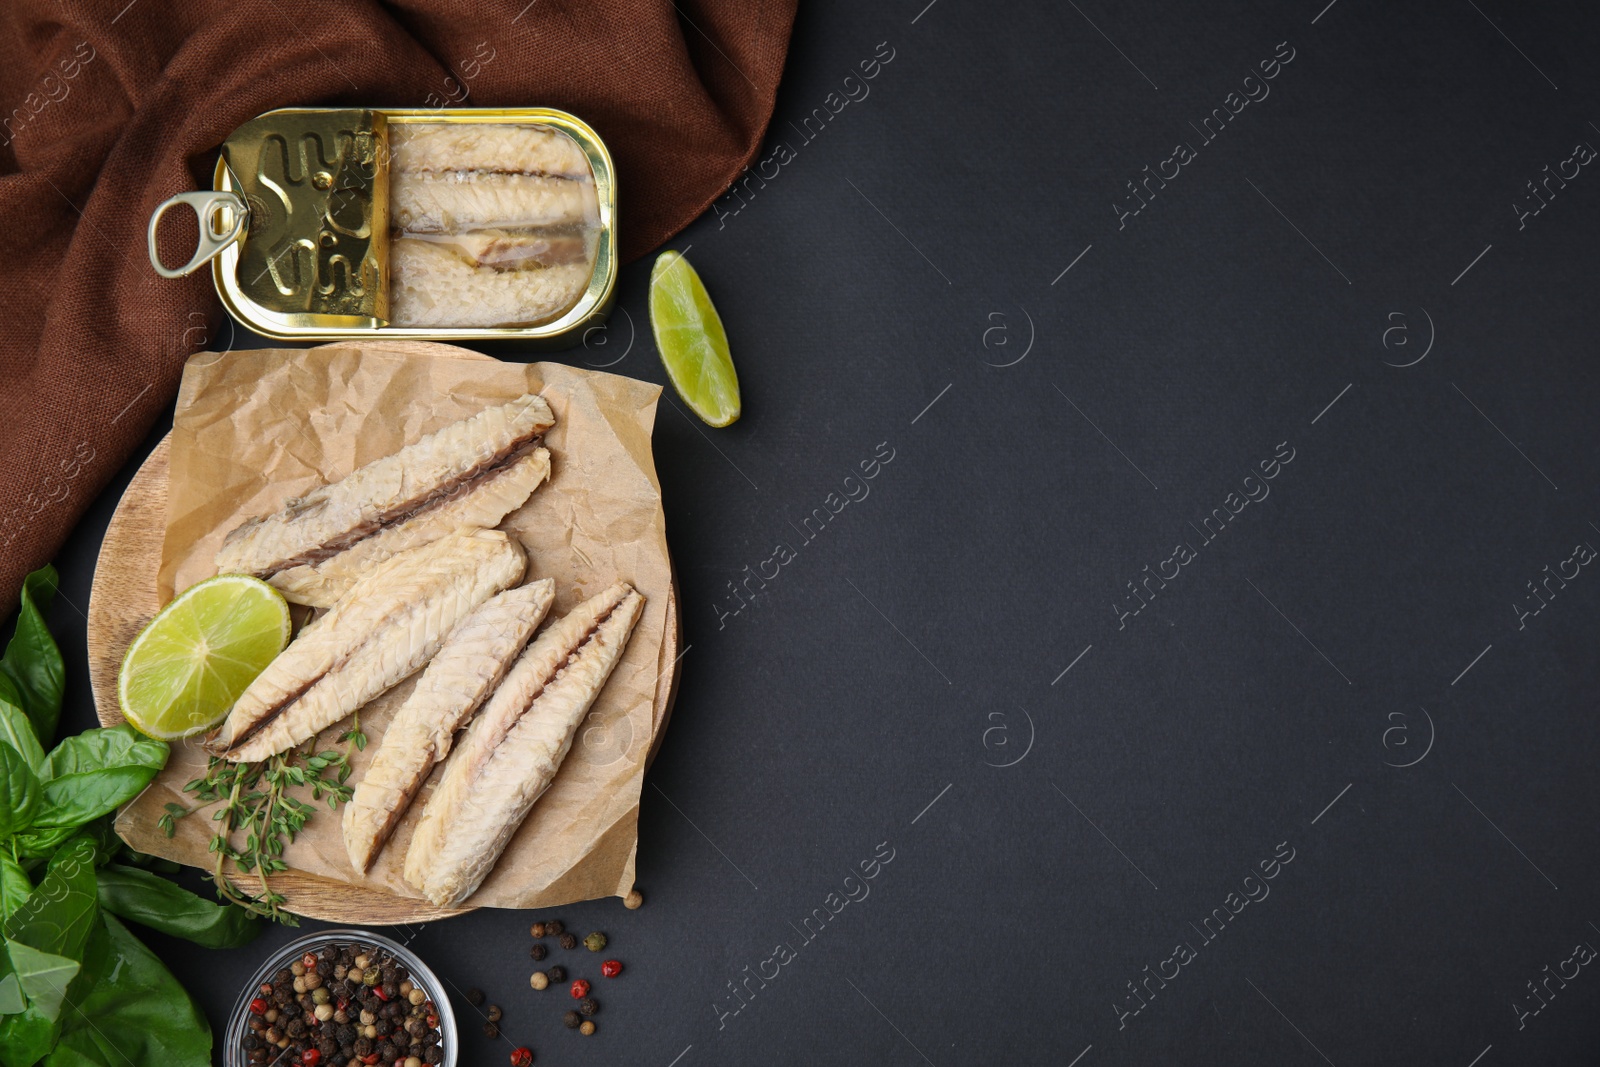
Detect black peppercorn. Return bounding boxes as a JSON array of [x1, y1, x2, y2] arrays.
[[353, 1038, 373, 1058], [374, 1019, 392, 1038], [545, 920, 564, 936], [579, 998, 598, 1016], [285, 1018, 307, 1038], [562, 1011, 580, 1029], [466, 988, 485, 1006], [530, 943, 548, 961], [425, 1047, 444, 1065], [316, 958, 335, 978], [243, 1035, 261, 1052], [547, 966, 565, 982], [486, 1004, 503, 1023], [378, 1041, 397, 1062], [558, 933, 577, 950], [381, 981, 399, 1001], [483, 1022, 500, 1040]]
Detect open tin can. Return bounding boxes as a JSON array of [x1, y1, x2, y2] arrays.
[[149, 107, 616, 346]]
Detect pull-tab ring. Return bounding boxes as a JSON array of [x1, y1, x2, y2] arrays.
[[148, 191, 248, 278]]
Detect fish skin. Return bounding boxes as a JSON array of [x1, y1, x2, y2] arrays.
[[392, 171, 597, 233], [390, 241, 592, 329], [215, 394, 554, 579], [389, 123, 592, 179], [270, 447, 550, 608], [342, 579, 554, 873], [404, 583, 644, 907], [216, 530, 525, 762]]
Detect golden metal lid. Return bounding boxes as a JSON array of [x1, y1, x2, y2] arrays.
[[150, 109, 389, 326]]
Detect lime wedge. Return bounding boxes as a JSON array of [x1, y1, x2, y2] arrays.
[[649, 250, 741, 427], [117, 574, 291, 740]]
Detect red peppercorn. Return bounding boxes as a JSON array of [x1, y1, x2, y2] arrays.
[[360, 1056, 379, 1065], [372, 985, 389, 1002], [601, 960, 622, 978], [510, 1049, 534, 1067], [250, 997, 269, 1015], [302, 1050, 321, 1067], [302, 952, 319, 970], [569, 979, 590, 999]]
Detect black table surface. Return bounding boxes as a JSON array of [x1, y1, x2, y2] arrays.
[[42, 1, 1600, 1063]]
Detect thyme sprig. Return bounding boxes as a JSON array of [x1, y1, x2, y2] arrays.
[[158, 727, 365, 924]]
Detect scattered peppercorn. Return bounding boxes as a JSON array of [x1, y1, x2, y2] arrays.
[[600, 960, 622, 979], [623, 889, 644, 910], [547, 966, 566, 982], [466, 988, 485, 1007], [485, 1004, 503, 1023], [569, 980, 590, 999], [579, 1021, 596, 1036], [545, 920, 564, 936], [583, 932, 607, 952], [529, 944, 547, 961], [530, 922, 546, 938], [530, 972, 549, 991], [562, 1011, 580, 1030], [558, 933, 578, 950], [510, 1049, 534, 1067], [483, 1022, 499, 1039], [578, 999, 598, 1017]]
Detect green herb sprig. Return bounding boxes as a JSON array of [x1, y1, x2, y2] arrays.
[[160, 728, 362, 924]]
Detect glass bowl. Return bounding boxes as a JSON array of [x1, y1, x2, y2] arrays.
[[225, 930, 458, 1067]]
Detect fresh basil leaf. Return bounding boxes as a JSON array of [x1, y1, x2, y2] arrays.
[[0, 854, 31, 922], [45, 913, 211, 1067], [95, 865, 261, 950], [0, 1005, 59, 1067], [0, 969, 21, 1016], [3, 943, 78, 1024], [0, 674, 20, 720], [1, 567, 64, 748], [0, 700, 43, 775], [3, 837, 98, 962], [0, 746, 40, 838], [12, 825, 77, 860], [41, 726, 167, 782], [34, 727, 167, 830]]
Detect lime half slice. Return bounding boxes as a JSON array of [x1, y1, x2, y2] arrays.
[[649, 250, 741, 427], [117, 574, 290, 740]]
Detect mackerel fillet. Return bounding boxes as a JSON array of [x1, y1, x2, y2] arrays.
[[214, 394, 554, 581], [341, 579, 555, 873], [214, 530, 525, 762], [403, 583, 644, 907], [269, 447, 550, 608]]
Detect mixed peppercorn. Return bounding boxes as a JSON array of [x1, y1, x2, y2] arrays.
[[242, 943, 444, 1067]]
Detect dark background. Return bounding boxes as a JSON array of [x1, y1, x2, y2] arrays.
[[36, 0, 1600, 1063]]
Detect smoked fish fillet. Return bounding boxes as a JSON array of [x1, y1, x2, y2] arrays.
[[389, 123, 592, 179], [391, 171, 597, 233], [342, 579, 555, 873], [403, 583, 644, 907], [215, 394, 553, 579], [269, 447, 550, 608], [390, 241, 592, 328], [214, 530, 525, 763]]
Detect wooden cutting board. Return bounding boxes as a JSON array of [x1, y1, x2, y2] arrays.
[[85, 346, 681, 924]]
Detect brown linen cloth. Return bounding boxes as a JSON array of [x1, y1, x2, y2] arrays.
[[0, 0, 795, 612]]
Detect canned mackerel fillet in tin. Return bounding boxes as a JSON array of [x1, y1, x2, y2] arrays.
[[148, 108, 616, 345]]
